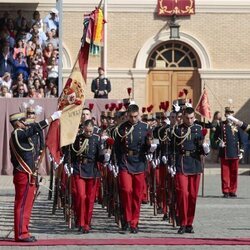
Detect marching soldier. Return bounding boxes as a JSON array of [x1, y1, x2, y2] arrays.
[[115, 104, 156, 233], [172, 107, 209, 234], [214, 107, 244, 198], [65, 119, 110, 234], [91, 67, 111, 99], [9, 110, 61, 242]]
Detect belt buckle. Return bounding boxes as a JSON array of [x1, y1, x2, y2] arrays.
[[83, 158, 88, 164], [186, 151, 191, 157], [128, 150, 133, 156]]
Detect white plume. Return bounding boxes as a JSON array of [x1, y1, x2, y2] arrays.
[[34, 105, 43, 115], [22, 102, 28, 109], [185, 102, 192, 108], [29, 99, 35, 105], [173, 104, 180, 112]]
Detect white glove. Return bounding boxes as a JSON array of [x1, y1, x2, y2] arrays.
[[202, 142, 210, 155], [227, 115, 243, 126], [162, 155, 168, 164], [165, 118, 170, 125], [64, 164, 72, 176], [149, 143, 157, 153], [108, 163, 113, 171], [238, 149, 244, 160], [104, 153, 110, 162], [145, 153, 153, 161], [151, 160, 157, 169], [168, 166, 176, 177], [51, 110, 62, 121], [219, 141, 225, 148]]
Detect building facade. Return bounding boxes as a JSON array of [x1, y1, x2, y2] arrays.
[[1, 0, 250, 122]]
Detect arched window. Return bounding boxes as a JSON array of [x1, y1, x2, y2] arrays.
[[147, 41, 201, 68]]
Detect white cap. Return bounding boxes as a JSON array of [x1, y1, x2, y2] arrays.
[[51, 8, 59, 15]]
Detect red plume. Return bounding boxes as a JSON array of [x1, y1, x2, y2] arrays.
[[183, 88, 188, 96], [116, 103, 123, 111], [202, 128, 208, 137], [147, 105, 154, 113], [105, 104, 109, 110], [106, 137, 115, 146], [88, 103, 94, 111], [165, 101, 169, 111], [142, 107, 146, 113], [178, 91, 184, 98], [127, 87, 132, 96], [118, 103, 123, 110]]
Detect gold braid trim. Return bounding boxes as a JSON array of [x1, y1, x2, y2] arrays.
[[115, 123, 134, 141], [158, 126, 170, 142], [14, 129, 34, 152], [72, 138, 89, 156], [172, 124, 192, 146]]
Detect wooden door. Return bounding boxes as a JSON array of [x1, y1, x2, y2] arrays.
[[147, 70, 200, 111], [148, 71, 172, 110]]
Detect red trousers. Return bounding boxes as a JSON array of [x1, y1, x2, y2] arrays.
[[119, 171, 145, 228], [175, 173, 200, 227], [74, 175, 98, 230], [13, 172, 36, 241], [220, 158, 239, 194]]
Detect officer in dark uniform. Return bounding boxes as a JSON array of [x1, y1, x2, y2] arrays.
[[115, 104, 155, 233], [91, 67, 111, 99], [214, 107, 244, 198], [172, 107, 209, 234], [9, 110, 61, 242], [65, 119, 109, 234]]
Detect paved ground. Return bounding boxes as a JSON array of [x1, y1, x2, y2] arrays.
[[0, 166, 249, 250]]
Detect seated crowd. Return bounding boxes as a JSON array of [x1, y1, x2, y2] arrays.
[[0, 9, 59, 98]]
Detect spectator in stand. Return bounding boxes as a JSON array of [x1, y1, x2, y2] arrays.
[[50, 85, 58, 97], [0, 72, 12, 91], [44, 79, 54, 97], [43, 43, 54, 63], [0, 28, 15, 50], [44, 8, 59, 33], [27, 84, 42, 98], [14, 10, 24, 30], [12, 83, 27, 97], [0, 44, 14, 77], [31, 11, 43, 33], [39, 86, 45, 97], [13, 39, 26, 59], [47, 57, 58, 86], [12, 72, 28, 92], [26, 40, 35, 58], [0, 85, 12, 98], [16, 18, 30, 41], [13, 52, 29, 80], [7, 18, 16, 39], [0, 11, 10, 29], [26, 23, 47, 49], [45, 29, 59, 49], [33, 78, 42, 91]]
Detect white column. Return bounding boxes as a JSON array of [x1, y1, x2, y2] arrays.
[[57, 0, 63, 94], [103, 0, 108, 77]]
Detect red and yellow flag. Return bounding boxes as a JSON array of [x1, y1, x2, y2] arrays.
[[195, 88, 211, 120], [46, 7, 104, 165]]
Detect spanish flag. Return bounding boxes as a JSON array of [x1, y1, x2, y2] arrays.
[[46, 8, 105, 165]]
